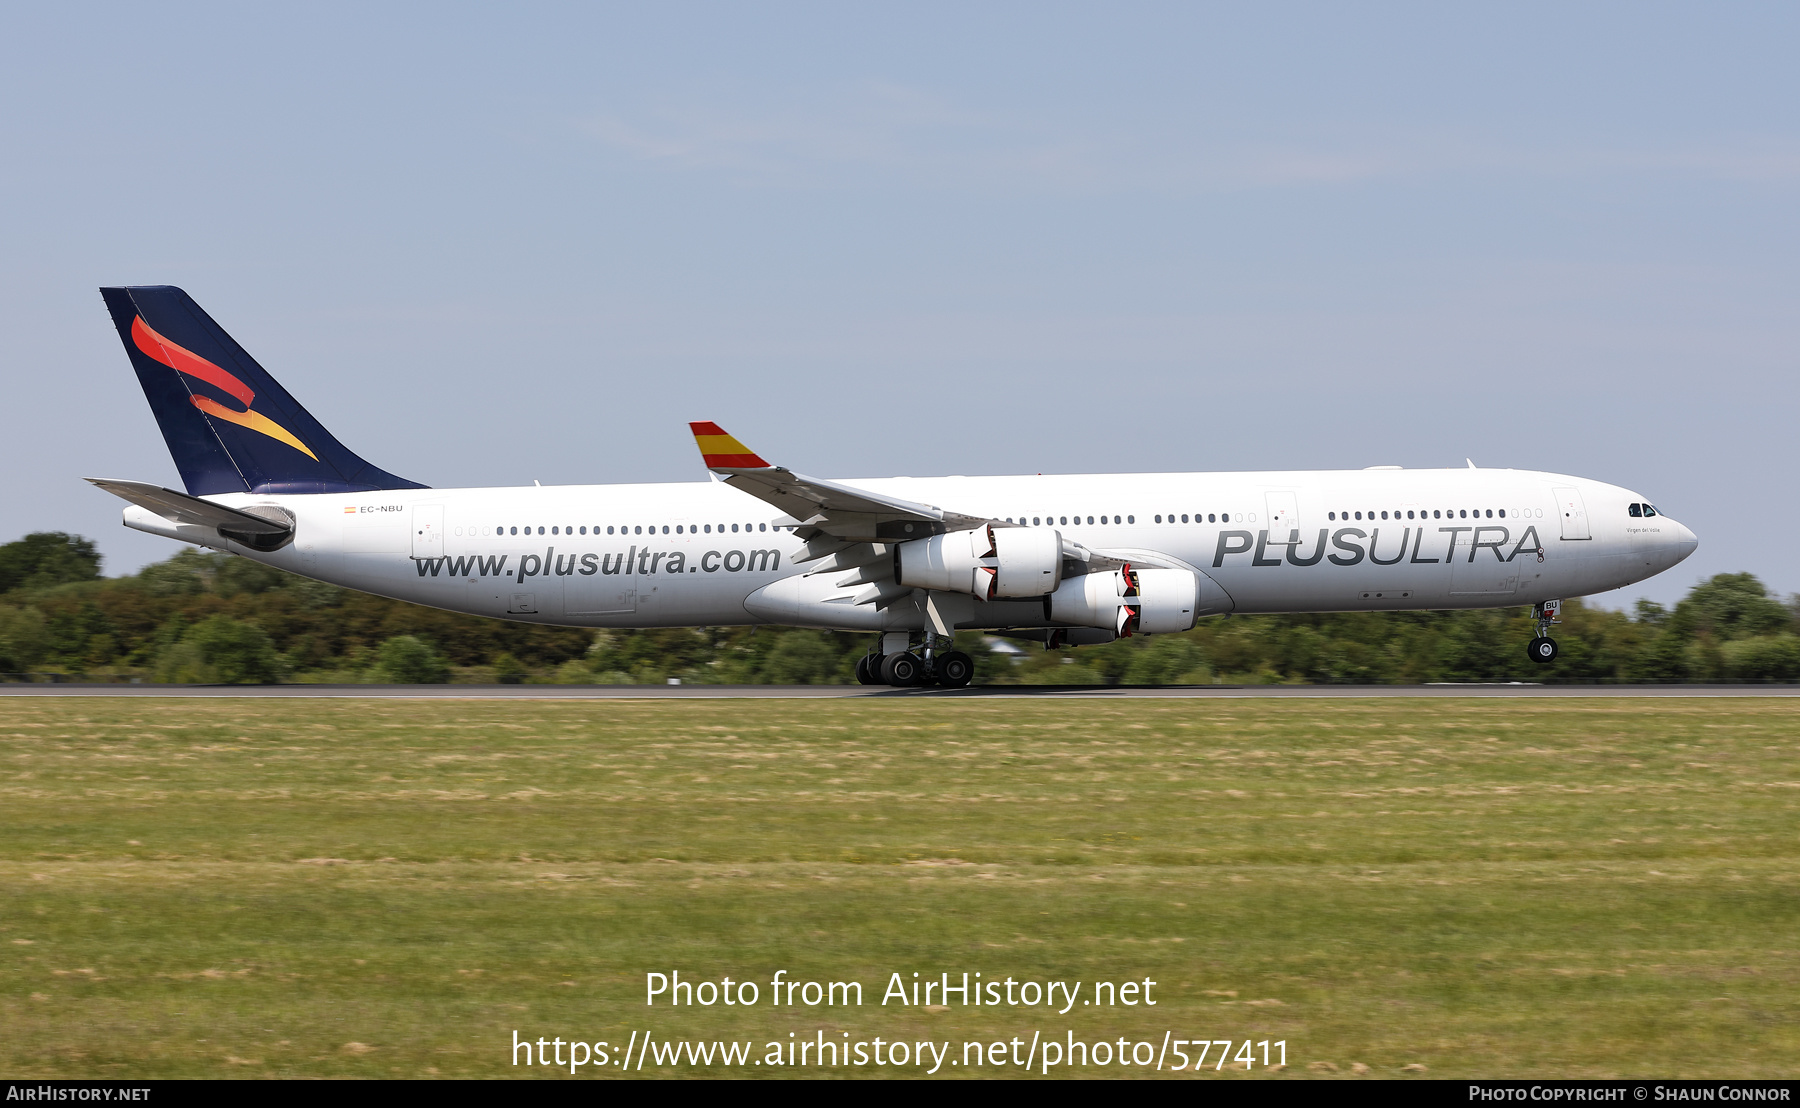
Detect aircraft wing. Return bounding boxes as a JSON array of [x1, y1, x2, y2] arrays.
[[688, 423, 990, 543], [85, 478, 292, 534]]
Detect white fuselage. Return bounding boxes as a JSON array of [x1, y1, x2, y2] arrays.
[[126, 467, 1697, 633]]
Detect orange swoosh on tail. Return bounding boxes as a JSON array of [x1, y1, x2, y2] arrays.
[[132, 316, 256, 407], [190, 396, 319, 461], [132, 314, 317, 460]]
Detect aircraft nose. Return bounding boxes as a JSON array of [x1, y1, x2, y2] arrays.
[[1665, 518, 1698, 567]]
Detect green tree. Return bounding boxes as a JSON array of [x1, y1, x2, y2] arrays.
[[1670, 573, 1791, 641], [156, 615, 282, 684], [214, 556, 293, 596], [0, 533, 101, 593], [0, 606, 49, 673], [492, 652, 527, 684], [1719, 634, 1800, 681], [377, 635, 451, 684], [759, 630, 846, 684], [137, 549, 215, 596], [1120, 637, 1205, 684]]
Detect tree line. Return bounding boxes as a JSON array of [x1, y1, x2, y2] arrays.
[[1, 532, 1795, 685]]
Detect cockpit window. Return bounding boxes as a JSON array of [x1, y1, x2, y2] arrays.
[[1628, 503, 1643, 517], [1644, 504, 1658, 517]]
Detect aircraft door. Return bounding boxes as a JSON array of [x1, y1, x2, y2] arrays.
[[566, 575, 637, 615], [1553, 487, 1590, 540], [566, 532, 638, 616], [1265, 492, 1298, 537], [411, 504, 444, 558]]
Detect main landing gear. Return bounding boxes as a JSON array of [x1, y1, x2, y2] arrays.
[[857, 633, 974, 688], [1527, 599, 1562, 664]]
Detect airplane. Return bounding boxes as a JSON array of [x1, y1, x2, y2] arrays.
[[88, 285, 1699, 687]]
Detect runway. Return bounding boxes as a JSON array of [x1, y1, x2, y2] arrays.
[[2, 683, 1796, 699]]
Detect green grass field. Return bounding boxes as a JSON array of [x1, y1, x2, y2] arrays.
[[3, 698, 1798, 1079]]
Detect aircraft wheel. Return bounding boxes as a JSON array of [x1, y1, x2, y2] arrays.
[[880, 652, 926, 687], [1527, 636, 1559, 664], [854, 654, 883, 685], [934, 651, 975, 688]]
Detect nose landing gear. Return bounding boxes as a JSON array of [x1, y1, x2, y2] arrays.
[[1527, 599, 1562, 664]]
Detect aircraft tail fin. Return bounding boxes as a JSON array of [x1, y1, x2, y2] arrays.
[[99, 285, 427, 496]]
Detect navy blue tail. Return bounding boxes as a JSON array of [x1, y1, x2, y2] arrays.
[[100, 286, 427, 497]]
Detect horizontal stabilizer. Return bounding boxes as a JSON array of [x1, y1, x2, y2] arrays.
[[86, 478, 291, 534]]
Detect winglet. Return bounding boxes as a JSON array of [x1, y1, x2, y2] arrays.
[[689, 422, 771, 469]]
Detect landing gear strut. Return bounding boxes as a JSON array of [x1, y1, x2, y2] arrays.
[[854, 654, 882, 685], [1527, 599, 1562, 664]]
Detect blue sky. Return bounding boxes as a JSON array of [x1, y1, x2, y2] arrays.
[[3, 4, 1795, 606]]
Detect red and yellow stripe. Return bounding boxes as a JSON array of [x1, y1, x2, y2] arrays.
[[130, 315, 318, 461], [688, 421, 770, 469]]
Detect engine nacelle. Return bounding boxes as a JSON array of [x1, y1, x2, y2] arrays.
[[895, 525, 1062, 599], [1047, 565, 1198, 636]]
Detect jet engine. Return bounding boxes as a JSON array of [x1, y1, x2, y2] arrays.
[[1047, 564, 1198, 636], [895, 524, 1062, 599]]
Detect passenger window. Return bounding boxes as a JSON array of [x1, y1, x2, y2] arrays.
[[1088, 516, 1095, 524], [1033, 517, 1041, 525], [1154, 515, 1162, 524], [731, 524, 738, 532], [1127, 515, 1135, 524], [760, 523, 767, 531]]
